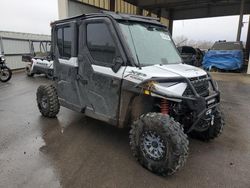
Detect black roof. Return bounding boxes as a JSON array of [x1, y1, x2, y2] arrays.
[[51, 11, 163, 26]]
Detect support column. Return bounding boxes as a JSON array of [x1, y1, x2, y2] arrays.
[[245, 16, 250, 56], [164, 9, 173, 35], [136, 7, 143, 15], [247, 16, 250, 74], [168, 19, 173, 35], [237, 0, 245, 41], [247, 58, 250, 74], [58, 0, 68, 19], [157, 8, 161, 18], [110, 0, 115, 11], [0, 37, 4, 54]]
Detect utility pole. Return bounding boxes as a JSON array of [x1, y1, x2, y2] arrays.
[[245, 16, 250, 57], [246, 15, 250, 74], [237, 0, 245, 41]]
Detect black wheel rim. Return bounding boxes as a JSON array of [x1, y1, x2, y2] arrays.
[[140, 131, 167, 161]]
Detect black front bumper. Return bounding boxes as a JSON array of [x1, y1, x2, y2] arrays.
[[186, 93, 220, 133], [137, 73, 220, 132]]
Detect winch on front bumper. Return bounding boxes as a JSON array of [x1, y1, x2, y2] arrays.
[[136, 73, 220, 133]]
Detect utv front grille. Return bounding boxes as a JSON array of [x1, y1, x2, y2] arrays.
[[184, 76, 209, 97]]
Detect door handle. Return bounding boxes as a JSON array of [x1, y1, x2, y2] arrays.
[[76, 74, 88, 85]]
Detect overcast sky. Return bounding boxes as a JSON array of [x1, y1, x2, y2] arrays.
[[0, 0, 58, 35], [0, 0, 249, 42], [173, 15, 250, 42]]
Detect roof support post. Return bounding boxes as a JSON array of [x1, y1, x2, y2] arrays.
[[136, 7, 143, 15], [247, 57, 250, 74], [246, 15, 250, 74], [167, 10, 173, 35], [245, 15, 250, 72], [110, 0, 115, 11], [158, 8, 173, 34], [58, 0, 68, 19], [0, 37, 4, 55], [168, 19, 173, 35], [237, 0, 245, 41]]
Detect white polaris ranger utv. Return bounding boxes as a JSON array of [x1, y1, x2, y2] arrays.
[[23, 41, 54, 79], [36, 12, 224, 176]]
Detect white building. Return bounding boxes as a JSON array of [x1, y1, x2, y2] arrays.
[[0, 31, 50, 69]]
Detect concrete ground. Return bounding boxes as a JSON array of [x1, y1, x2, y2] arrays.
[[0, 72, 249, 188]]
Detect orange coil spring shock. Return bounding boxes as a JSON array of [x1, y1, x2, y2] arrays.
[[161, 99, 169, 115]]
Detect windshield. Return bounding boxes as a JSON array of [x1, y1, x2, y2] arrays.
[[119, 21, 182, 66]]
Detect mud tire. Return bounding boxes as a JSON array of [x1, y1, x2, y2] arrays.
[[36, 85, 60, 118], [129, 113, 189, 176]]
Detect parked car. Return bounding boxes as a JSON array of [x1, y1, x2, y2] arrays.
[[36, 11, 224, 176], [177, 46, 204, 67], [203, 41, 244, 71]]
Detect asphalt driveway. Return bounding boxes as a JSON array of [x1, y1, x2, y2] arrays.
[[0, 72, 249, 188]]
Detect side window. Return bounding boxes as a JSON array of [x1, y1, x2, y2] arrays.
[[63, 27, 71, 57], [57, 28, 63, 56], [56, 26, 72, 58], [87, 23, 118, 66]]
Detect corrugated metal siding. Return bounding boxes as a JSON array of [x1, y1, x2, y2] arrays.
[[0, 31, 50, 70], [73, 0, 169, 26], [115, 0, 136, 14], [5, 56, 26, 70], [77, 0, 110, 10], [68, 1, 101, 17], [2, 39, 30, 54]]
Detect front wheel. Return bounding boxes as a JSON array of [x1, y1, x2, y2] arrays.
[[36, 85, 60, 118], [129, 113, 189, 176], [190, 108, 225, 141], [0, 66, 12, 82]]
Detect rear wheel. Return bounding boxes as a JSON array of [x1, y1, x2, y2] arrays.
[[46, 69, 53, 80], [129, 113, 189, 176], [36, 85, 60, 118], [0, 66, 12, 82], [25, 64, 34, 77]]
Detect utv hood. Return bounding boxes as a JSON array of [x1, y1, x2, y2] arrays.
[[124, 63, 207, 98], [124, 63, 207, 83], [154, 64, 206, 78]]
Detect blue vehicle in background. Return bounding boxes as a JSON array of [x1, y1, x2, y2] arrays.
[[203, 41, 244, 71]]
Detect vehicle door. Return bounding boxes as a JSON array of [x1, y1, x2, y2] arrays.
[[77, 17, 126, 123], [53, 22, 82, 111]]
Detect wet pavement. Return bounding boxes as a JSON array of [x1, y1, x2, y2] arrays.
[[0, 72, 250, 188]]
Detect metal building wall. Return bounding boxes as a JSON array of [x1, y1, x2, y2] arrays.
[[72, 0, 170, 27], [0, 31, 50, 70], [79, 0, 110, 10], [68, 1, 101, 17]]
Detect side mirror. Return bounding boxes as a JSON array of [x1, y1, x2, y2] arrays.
[[112, 57, 123, 73]]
